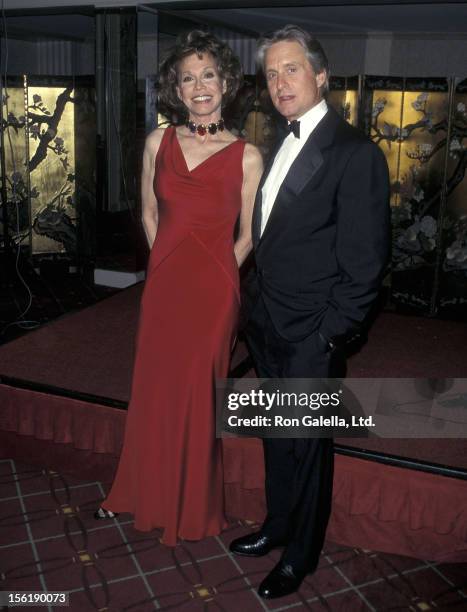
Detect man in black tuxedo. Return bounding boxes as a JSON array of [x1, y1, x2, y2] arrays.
[[230, 25, 390, 599]]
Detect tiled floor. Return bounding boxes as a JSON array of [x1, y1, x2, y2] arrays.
[[1, 459, 466, 611]]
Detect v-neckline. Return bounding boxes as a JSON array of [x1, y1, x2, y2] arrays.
[[174, 129, 239, 174]]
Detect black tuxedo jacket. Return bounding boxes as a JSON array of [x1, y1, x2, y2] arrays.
[[245, 106, 390, 344]]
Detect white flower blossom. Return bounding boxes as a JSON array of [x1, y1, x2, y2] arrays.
[[413, 188, 424, 203], [395, 127, 407, 139], [450, 138, 462, 152], [457, 102, 466, 113], [419, 143, 433, 155], [446, 241, 467, 269], [372, 98, 386, 118], [412, 92, 428, 111], [420, 215, 437, 238]]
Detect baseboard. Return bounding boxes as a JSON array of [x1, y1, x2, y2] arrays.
[[94, 268, 145, 288]]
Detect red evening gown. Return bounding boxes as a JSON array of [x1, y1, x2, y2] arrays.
[[104, 127, 245, 545]]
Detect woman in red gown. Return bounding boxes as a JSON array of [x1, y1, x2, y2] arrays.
[[95, 31, 263, 545]]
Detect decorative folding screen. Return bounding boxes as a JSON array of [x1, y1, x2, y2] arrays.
[[0, 76, 95, 260], [328, 76, 359, 127], [439, 78, 467, 314], [360, 76, 466, 316]]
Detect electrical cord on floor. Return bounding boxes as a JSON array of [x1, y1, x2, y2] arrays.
[[0, 0, 39, 335]]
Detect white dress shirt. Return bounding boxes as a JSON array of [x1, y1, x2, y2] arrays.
[[260, 99, 328, 236]]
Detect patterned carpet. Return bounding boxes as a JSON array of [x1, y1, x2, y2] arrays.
[[1, 459, 466, 611]]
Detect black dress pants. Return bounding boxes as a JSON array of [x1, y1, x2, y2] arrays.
[[245, 296, 343, 574]]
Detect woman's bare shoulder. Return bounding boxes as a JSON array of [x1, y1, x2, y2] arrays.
[[145, 127, 169, 154], [242, 142, 263, 171]]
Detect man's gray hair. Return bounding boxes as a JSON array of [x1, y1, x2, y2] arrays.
[[257, 24, 330, 95]]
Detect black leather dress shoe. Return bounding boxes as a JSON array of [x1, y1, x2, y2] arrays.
[[258, 561, 305, 599], [229, 531, 285, 557]]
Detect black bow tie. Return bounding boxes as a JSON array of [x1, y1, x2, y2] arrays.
[[288, 120, 300, 139]]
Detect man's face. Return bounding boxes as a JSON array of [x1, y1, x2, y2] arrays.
[[264, 40, 326, 122]]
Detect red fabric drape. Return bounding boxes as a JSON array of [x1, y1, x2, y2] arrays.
[[0, 384, 126, 453]]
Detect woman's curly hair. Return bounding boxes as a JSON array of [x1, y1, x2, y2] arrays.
[[157, 30, 243, 120]]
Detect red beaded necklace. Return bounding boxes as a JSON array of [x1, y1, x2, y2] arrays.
[[186, 118, 225, 136]]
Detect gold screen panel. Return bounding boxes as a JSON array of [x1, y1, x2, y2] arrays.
[[371, 90, 403, 207], [440, 91, 467, 304], [28, 84, 76, 254], [328, 89, 358, 127], [1, 83, 29, 247]]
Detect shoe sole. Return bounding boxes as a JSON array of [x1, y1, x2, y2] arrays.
[[229, 545, 285, 557]]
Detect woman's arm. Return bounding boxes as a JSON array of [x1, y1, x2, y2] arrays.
[[234, 143, 263, 267], [141, 129, 164, 249]]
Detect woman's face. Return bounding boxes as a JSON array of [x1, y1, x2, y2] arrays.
[[176, 52, 226, 122]]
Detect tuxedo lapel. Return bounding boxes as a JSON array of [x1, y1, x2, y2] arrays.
[[281, 139, 323, 198], [251, 189, 262, 249]]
